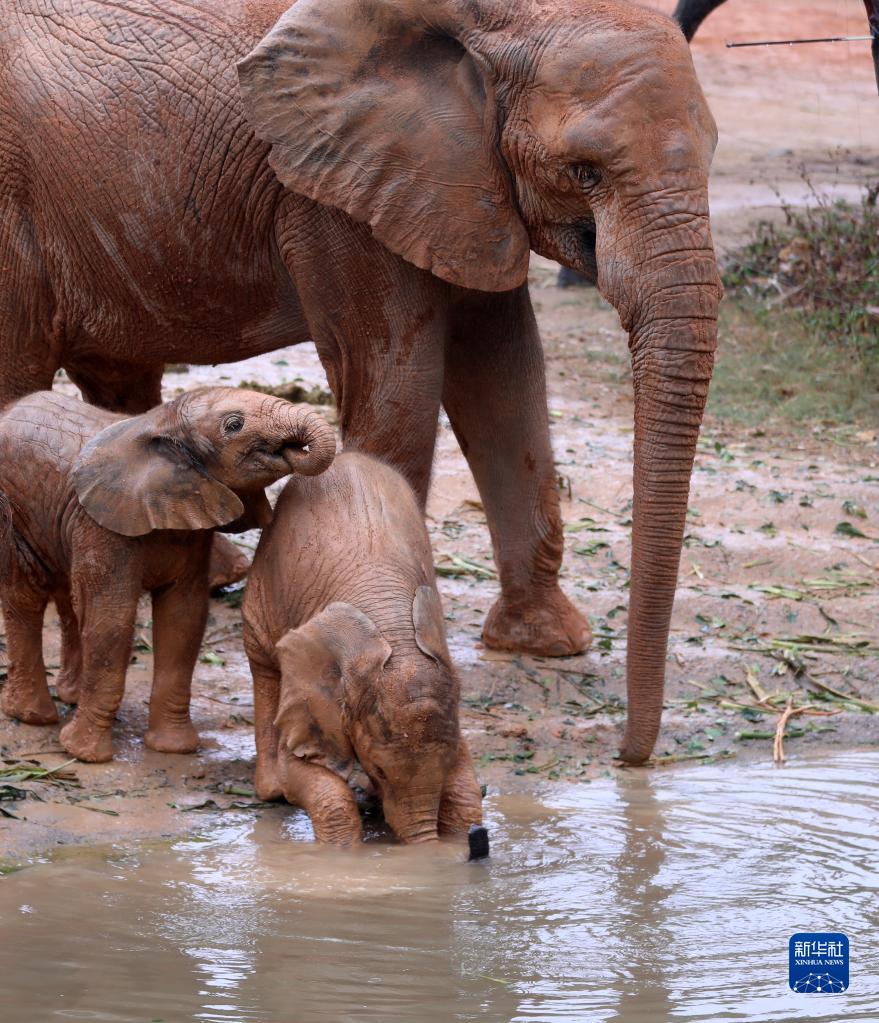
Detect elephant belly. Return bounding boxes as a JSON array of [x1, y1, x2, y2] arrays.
[[6, 0, 309, 368]]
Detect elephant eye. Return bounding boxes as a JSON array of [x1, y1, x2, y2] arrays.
[[223, 413, 245, 435], [373, 765, 388, 781], [571, 163, 602, 189]]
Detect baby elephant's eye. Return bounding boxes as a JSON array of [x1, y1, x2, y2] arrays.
[[570, 163, 602, 189], [223, 413, 245, 435], [373, 765, 388, 782]]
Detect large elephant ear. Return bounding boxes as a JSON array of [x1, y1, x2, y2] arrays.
[[412, 585, 451, 665], [237, 0, 530, 292], [275, 603, 392, 778], [72, 413, 244, 537]]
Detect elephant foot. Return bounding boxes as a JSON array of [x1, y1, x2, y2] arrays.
[[144, 719, 199, 755], [54, 670, 81, 705], [209, 535, 250, 591], [255, 757, 284, 802], [483, 587, 591, 656], [1, 684, 60, 726], [59, 712, 114, 763]]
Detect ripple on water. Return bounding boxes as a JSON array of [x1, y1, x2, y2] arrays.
[[1, 752, 877, 1023]]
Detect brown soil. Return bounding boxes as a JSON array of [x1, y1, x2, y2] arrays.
[[2, 0, 877, 863]]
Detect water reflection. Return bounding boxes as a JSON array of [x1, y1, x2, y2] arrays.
[[1, 753, 878, 1023], [612, 773, 672, 1022]]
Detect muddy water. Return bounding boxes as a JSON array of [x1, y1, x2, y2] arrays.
[[1, 754, 877, 1023]]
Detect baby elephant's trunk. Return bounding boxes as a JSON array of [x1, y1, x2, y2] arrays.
[[384, 793, 442, 844], [278, 405, 336, 477]]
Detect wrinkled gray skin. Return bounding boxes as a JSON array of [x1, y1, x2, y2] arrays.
[[243, 452, 483, 845]]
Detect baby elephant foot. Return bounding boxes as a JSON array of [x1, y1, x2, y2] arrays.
[[483, 587, 592, 657], [53, 669, 81, 705], [144, 719, 199, 755], [1, 683, 59, 726], [59, 712, 114, 763]]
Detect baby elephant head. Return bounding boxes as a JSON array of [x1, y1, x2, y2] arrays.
[[72, 387, 336, 536], [274, 591, 482, 844]]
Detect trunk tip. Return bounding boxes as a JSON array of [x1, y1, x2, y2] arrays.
[[616, 744, 652, 766], [467, 824, 490, 861]]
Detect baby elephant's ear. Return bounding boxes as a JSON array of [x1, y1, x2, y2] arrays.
[[274, 604, 390, 774], [412, 586, 451, 665], [72, 414, 244, 537]]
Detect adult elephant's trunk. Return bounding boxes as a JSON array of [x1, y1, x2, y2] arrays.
[[611, 218, 721, 765], [278, 404, 336, 477]]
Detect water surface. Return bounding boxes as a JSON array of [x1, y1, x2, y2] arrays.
[[2, 753, 877, 1022]]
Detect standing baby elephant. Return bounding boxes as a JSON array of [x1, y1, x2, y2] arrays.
[[243, 452, 483, 845], [0, 388, 335, 763]]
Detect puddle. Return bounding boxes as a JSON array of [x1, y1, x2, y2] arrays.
[[1, 753, 877, 1022]]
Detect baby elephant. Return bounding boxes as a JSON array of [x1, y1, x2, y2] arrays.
[[0, 388, 335, 762], [243, 452, 482, 845]]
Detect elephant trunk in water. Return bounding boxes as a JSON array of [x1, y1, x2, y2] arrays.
[[383, 792, 443, 845], [612, 208, 721, 765]]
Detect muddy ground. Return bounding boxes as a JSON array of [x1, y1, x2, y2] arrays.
[[2, 0, 877, 863]]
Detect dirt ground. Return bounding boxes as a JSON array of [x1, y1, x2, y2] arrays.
[[2, 0, 877, 863]]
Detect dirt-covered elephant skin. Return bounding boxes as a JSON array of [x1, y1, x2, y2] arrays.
[[0, 388, 335, 763], [2, 1, 723, 762], [243, 452, 483, 845]]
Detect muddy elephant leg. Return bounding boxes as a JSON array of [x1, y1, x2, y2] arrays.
[[59, 537, 142, 762], [0, 587, 56, 725], [444, 287, 591, 656], [53, 593, 83, 704], [145, 540, 211, 754], [280, 203, 446, 500], [280, 755, 363, 846], [246, 650, 284, 801]]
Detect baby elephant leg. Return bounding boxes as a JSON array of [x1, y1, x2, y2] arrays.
[[53, 593, 83, 705], [59, 538, 142, 762], [280, 755, 364, 846], [248, 656, 284, 801], [145, 542, 212, 754], [0, 585, 56, 725]]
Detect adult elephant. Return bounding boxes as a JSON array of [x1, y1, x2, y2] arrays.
[[673, 0, 879, 92], [0, 0, 722, 764]]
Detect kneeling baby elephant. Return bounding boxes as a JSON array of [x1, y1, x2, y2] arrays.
[[0, 388, 335, 762], [243, 452, 483, 845]]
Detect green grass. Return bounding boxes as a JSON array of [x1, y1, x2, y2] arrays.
[[712, 185, 879, 427], [707, 301, 879, 426]]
